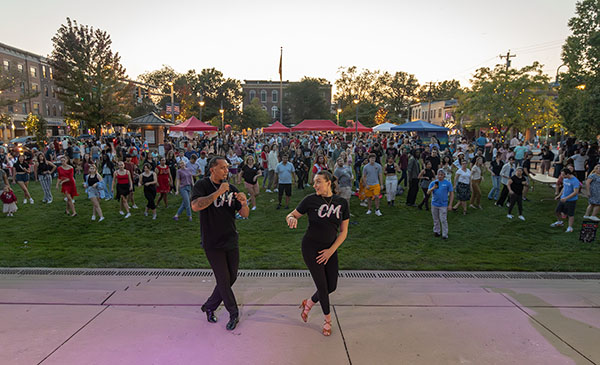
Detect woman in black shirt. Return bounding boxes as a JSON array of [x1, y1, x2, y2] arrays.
[[286, 170, 350, 336], [14, 154, 34, 204], [35, 154, 56, 204], [241, 155, 261, 210], [507, 167, 528, 220]]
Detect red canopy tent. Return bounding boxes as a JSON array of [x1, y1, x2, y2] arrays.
[[291, 119, 345, 132], [345, 121, 372, 133], [170, 116, 218, 131], [262, 121, 290, 133]]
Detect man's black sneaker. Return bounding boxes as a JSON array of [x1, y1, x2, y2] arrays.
[[434, 233, 441, 237]]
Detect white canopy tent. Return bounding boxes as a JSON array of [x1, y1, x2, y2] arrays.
[[372, 122, 398, 132]]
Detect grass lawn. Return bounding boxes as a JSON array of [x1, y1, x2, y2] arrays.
[[1, 170, 599, 271]]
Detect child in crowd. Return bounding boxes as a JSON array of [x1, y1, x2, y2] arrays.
[[1, 185, 18, 217]]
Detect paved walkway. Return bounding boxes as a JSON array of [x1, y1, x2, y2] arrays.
[[1, 270, 599, 365]]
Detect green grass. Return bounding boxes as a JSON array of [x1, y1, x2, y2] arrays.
[[1, 171, 599, 271]]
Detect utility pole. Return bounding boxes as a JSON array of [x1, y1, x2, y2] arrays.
[[499, 50, 516, 71], [426, 81, 433, 123]]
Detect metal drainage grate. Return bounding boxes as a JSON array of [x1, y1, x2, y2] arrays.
[[1, 268, 599, 281]]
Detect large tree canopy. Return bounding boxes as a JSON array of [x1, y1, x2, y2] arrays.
[[287, 77, 332, 124], [49, 18, 132, 136], [558, 0, 600, 140], [456, 62, 557, 136]]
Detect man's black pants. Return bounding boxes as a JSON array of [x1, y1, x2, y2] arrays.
[[203, 246, 239, 317]]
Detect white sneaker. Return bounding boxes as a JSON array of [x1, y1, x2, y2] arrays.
[[375, 210, 382, 216], [144, 211, 148, 216], [366, 210, 372, 215], [583, 215, 591, 220], [119, 211, 125, 215], [124, 212, 131, 219], [265, 189, 272, 193], [518, 215, 525, 221], [29, 198, 34, 204], [47, 199, 52, 204], [23, 199, 28, 204], [132, 204, 138, 209], [152, 215, 157, 220], [274, 188, 279, 192], [565, 227, 573, 233], [507, 214, 513, 219], [550, 221, 564, 227], [98, 216, 104, 222], [91, 215, 96, 221], [251, 206, 257, 211], [590, 216, 600, 222], [360, 201, 368, 207], [64, 197, 68, 202]]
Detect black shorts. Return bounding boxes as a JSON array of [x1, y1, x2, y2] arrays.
[[556, 200, 577, 217], [278, 183, 292, 197], [116, 183, 131, 200]]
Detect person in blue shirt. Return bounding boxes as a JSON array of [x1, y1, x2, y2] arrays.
[[427, 169, 454, 239], [551, 168, 581, 233], [513, 142, 529, 167]]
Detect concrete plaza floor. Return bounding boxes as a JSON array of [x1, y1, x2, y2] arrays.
[[0, 269, 599, 365]]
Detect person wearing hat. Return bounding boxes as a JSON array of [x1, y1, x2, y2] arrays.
[[427, 168, 454, 239]]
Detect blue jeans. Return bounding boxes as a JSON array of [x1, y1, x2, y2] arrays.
[[488, 175, 501, 200], [103, 174, 113, 199], [176, 185, 192, 217]]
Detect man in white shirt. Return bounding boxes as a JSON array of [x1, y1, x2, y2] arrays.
[[266, 147, 279, 192]]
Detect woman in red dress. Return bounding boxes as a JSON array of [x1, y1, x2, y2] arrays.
[[155, 157, 172, 208], [56, 156, 78, 216]]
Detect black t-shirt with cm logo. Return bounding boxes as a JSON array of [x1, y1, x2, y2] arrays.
[[296, 193, 350, 247], [191, 177, 242, 250]]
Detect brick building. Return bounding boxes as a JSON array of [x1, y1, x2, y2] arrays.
[[410, 99, 458, 127], [0, 42, 65, 141], [242, 80, 332, 126]]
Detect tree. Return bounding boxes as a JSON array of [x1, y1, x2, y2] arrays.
[[23, 113, 48, 147], [418, 80, 463, 101], [374, 108, 390, 125], [334, 67, 381, 107], [1, 67, 40, 131], [287, 77, 332, 124], [558, 0, 600, 140], [49, 18, 132, 137], [242, 98, 270, 129], [456, 62, 556, 137], [376, 71, 420, 122]]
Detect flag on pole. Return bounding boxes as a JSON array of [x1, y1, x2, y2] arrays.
[[278, 47, 282, 81]]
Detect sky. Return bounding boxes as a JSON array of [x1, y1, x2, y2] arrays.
[[0, 0, 578, 90]]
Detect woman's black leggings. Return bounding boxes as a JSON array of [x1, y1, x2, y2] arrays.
[[302, 240, 338, 315]]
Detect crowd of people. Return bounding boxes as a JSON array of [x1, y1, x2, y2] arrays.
[[1, 131, 600, 236]]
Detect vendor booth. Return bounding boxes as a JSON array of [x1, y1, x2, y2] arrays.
[[291, 119, 345, 132], [263, 121, 291, 133], [344, 121, 372, 133], [170, 116, 218, 133], [372, 122, 398, 132], [391, 120, 449, 149]]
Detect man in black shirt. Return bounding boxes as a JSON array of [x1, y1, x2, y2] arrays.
[[191, 156, 249, 331]]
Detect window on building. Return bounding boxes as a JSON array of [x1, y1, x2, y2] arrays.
[[49, 67, 53, 79], [422, 111, 425, 120], [22, 102, 27, 114], [33, 102, 40, 115], [31, 83, 39, 92], [42, 66, 47, 78], [271, 106, 278, 119], [59, 105, 63, 116], [52, 105, 57, 117], [272, 90, 278, 103], [44, 86, 48, 97], [20, 82, 25, 94], [438, 108, 442, 118], [17, 64, 23, 73], [249, 90, 256, 101], [46, 104, 50, 116], [30, 66, 37, 78], [52, 87, 56, 98], [260, 90, 267, 103], [2, 60, 9, 71], [8, 105, 14, 113]]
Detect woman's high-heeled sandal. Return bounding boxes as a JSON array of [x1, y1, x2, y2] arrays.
[[323, 319, 332, 336], [299, 299, 312, 323]]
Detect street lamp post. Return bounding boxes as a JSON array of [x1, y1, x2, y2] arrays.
[[353, 98, 359, 140], [198, 94, 205, 122], [219, 101, 225, 132], [336, 107, 342, 126], [167, 81, 175, 124]]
